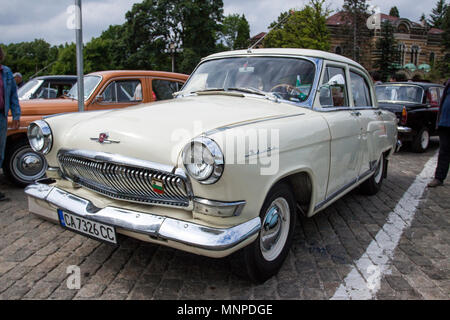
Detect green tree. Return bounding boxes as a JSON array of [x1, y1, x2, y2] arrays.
[[1, 39, 57, 80], [263, 0, 331, 51], [51, 43, 76, 75], [389, 6, 400, 18], [120, 0, 224, 74], [428, 0, 448, 29], [374, 21, 400, 81], [340, 0, 371, 62], [221, 14, 250, 50]]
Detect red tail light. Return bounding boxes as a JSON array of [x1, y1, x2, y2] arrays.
[[400, 106, 408, 125]]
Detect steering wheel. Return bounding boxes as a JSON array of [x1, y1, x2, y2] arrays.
[[270, 84, 303, 95]]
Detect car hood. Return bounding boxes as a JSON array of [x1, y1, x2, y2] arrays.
[[55, 95, 303, 166], [19, 98, 78, 116]]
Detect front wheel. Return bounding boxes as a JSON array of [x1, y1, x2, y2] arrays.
[[2, 139, 48, 187], [232, 183, 297, 283], [411, 127, 430, 153]]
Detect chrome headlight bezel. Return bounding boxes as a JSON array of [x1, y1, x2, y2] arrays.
[[182, 137, 224, 185], [27, 120, 53, 155]]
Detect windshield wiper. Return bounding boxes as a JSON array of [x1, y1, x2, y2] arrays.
[[191, 88, 225, 94], [227, 87, 279, 102], [226, 87, 266, 96]]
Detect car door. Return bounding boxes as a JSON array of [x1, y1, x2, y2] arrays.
[[317, 63, 362, 198], [88, 78, 145, 110], [349, 69, 384, 177]]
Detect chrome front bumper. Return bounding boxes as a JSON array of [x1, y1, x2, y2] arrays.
[[25, 183, 261, 255]]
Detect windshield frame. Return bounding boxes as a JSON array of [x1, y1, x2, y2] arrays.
[[179, 55, 322, 109], [375, 84, 425, 104], [18, 79, 44, 100], [68, 75, 103, 101]]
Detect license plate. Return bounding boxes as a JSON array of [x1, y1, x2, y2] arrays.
[[57, 209, 117, 245]]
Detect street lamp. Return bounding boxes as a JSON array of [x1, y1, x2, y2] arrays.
[[163, 42, 183, 73]]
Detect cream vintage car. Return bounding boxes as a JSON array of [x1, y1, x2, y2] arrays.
[[25, 49, 397, 282]]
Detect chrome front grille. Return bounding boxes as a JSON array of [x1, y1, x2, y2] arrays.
[[57, 149, 192, 208]]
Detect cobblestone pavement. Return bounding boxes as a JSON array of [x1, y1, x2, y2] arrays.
[[0, 141, 449, 300]]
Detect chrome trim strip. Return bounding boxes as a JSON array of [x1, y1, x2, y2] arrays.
[[397, 126, 412, 133], [204, 113, 306, 136], [25, 184, 261, 251]]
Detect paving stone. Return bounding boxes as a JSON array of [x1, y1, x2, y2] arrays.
[[0, 148, 448, 300]]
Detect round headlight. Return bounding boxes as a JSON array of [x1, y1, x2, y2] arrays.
[[27, 120, 53, 154], [182, 137, 224, 184]]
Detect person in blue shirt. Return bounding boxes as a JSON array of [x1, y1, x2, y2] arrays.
[[0, 47, 21, 201], [428, 79, 450, 187]]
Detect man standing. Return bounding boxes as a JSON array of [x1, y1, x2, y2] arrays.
[[13, 72, 24, 88], [0, 47, 21, 201], [428, 79, 450, 187]]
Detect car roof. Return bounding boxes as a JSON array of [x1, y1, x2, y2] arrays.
[[203, 48, 366, 71], [31, 75, 78, 81], [87, 70, 189, 80]]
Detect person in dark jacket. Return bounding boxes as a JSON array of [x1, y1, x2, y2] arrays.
[[428, 79, 450, 187], [0, 47, 21, 201]]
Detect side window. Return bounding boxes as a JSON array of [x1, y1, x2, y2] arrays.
[[102, 80, 142, 103], [350, 71, 372, 107], [35, 82, 58, 99], [152, 79, 182, 101], [319, 66, 348, 108]]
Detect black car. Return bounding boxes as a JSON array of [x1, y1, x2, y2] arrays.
[[18, 75, 77, 100], [375, 82, 444, 152]]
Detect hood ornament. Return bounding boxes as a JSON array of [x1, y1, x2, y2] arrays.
[[90, 132, 120, 144]]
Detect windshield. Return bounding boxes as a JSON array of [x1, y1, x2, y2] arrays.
[[375, 85, 424, 103], [67, 75, 101, 100], [18, 79, 43, 100], [182, 57, 316, 103]]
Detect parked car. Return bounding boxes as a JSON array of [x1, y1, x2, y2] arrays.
[[18, 75, 78, 100], [25, 49, 397, 282], [5, 70, 189, 186], [375, 82, 444, 152]]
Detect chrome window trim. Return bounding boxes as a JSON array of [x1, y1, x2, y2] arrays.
[[179, 55, 323, 109]]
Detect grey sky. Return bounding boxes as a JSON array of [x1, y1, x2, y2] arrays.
[[0, 0, 439, 45]]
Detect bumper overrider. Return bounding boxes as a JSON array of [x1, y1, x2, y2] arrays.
[[25, 182, 261, 258]]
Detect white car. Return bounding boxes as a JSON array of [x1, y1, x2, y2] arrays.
[[25, 49, 397, 282]]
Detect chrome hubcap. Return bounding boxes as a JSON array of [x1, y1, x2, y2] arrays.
[[12, 147, 47, 183], [260, 197, 290, 261]]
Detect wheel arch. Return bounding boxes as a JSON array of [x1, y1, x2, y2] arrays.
[[266, 168, 316, 219]]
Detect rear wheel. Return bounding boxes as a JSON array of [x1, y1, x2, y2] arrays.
[[411, 127, 430, 153], [359, 154, 385, 195], [2, 139, 47, 187], [231, 183, 297, 283]]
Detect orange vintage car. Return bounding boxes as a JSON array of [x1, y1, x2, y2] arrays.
[[5, 70, 189, 186]]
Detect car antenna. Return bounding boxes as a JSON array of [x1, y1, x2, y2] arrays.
[[247, 9, 295, 53]]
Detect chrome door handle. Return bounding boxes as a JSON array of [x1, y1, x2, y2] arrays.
[[375, 110, 382, 116], [351, 111, 361, 116]]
